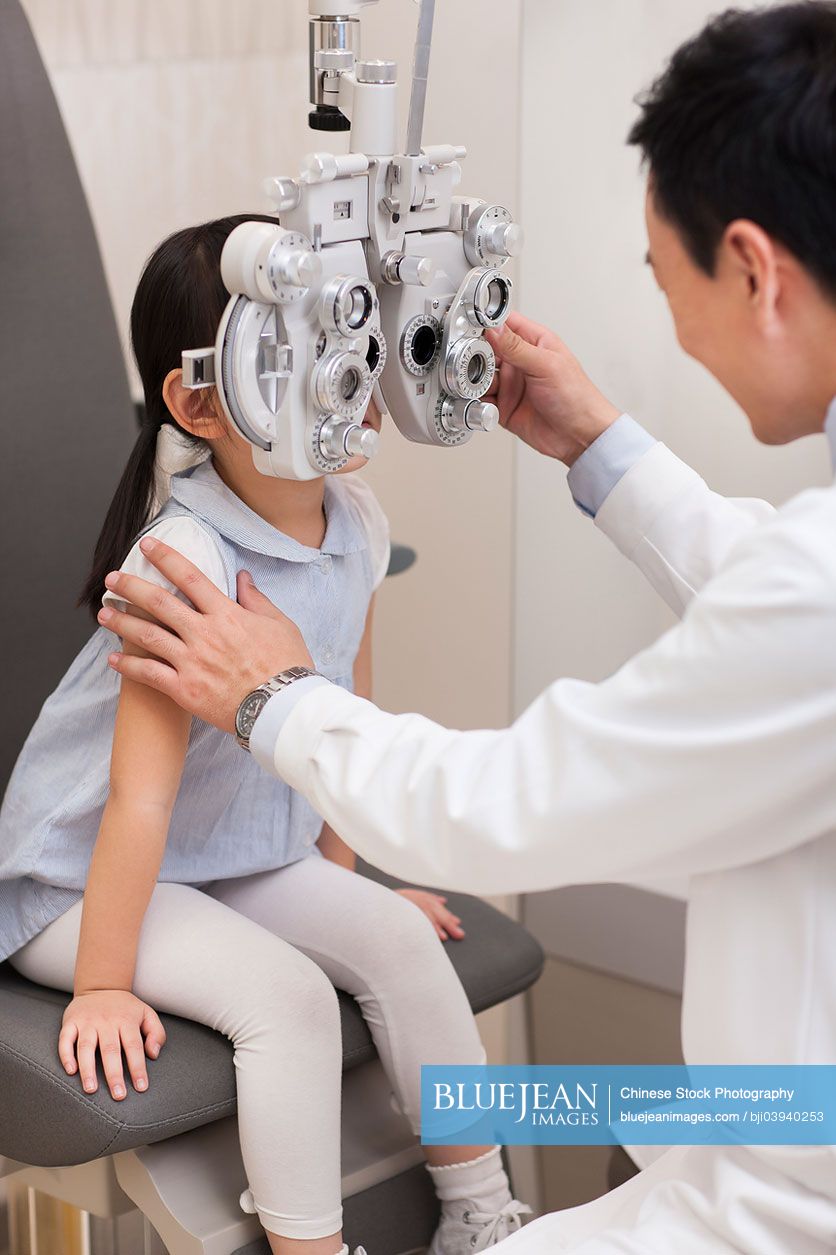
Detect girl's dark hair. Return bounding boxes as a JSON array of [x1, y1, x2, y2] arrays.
[[79, 213, 276, 617], [628, 3, 836, 300]]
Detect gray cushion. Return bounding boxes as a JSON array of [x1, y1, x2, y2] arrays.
[[0, 861, 543, 1166]]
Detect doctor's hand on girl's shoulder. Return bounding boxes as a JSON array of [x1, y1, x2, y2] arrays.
[[59, 989, 167, 1101], [396, 889, 465, 941], [99, 544, 314, 734]]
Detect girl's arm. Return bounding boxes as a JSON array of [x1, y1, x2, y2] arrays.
[[60, 614, 191, 1100], [316, 597, 465, 941]]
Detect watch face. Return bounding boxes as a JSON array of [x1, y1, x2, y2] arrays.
[[236, 690, 270, 739]]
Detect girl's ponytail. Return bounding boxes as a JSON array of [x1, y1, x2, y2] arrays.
[[78, 212, 276, 618], [77, 419, 163, 616]]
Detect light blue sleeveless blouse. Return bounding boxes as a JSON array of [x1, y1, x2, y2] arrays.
[[0, 461, 375, 962]]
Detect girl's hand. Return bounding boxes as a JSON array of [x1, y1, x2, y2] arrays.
[[59, 989, 167, 1100], [396, 889, 466, 942]]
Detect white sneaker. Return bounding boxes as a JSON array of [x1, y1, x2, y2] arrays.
[[428, 1198, 532, 1254]]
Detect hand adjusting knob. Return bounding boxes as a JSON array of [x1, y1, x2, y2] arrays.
[[319, 417, 380, 462]]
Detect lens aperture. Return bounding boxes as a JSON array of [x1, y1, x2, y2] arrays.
[[343, 286, 373, 330], [312, 350, 372, 418], [467, 353, 486, 385], [340, 367, 361, 402], [401, 314, 442, 377]]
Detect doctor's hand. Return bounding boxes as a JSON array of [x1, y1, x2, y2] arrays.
[[485, 312, 621, 466], [98, 538, 314, 733]]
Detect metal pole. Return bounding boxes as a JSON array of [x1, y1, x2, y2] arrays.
[[405, 0, 436, 155]]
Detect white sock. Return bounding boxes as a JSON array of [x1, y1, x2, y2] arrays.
[[427, 1146, 512, 1214]]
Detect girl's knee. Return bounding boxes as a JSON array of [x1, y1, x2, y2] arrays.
[[258, 945, 340, 1028], [214, 940, 339, 1048], [369, 887, 448, 969]]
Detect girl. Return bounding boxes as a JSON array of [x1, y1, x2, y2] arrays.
[[0, 217, 529, 1255]]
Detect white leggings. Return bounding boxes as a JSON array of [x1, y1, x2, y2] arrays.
[[9, 854, 486, 1240]]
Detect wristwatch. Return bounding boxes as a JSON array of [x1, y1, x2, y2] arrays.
[[234, 666, 321, 751]]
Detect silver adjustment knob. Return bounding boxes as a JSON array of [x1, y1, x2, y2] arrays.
[[221, 222, 317, 305], [273, 246, 322, 288], [314, 49, 355, 73], [464, 400, 500, 432], [380, 251, 435, 287], [464, 204, 522, 267], [345, 425, 380, 459], [356, 59, 397, 84], [483, 221, 524, 259], [319, 417, 379, 462], [440, 398, 500, 435], [398, 255, 435, 286]]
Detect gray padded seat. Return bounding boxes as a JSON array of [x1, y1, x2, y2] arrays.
[[0, 1, 544, 1232], [0, 865, 543, 1166]]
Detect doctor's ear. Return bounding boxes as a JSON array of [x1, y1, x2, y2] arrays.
[[721, 219, 782, 330], [162, 368, 227, 440]]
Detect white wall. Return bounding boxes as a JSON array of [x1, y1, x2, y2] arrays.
[[21, 0, 522, 733], [515, 0, 831, 707], [514, 0, 832, 899]]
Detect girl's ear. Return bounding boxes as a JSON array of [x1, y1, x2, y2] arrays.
[[162, 368, 226, 440]]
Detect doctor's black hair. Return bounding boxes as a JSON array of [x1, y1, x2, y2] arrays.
[[628, 2, 836, 300], [79, 213, 276, 618]]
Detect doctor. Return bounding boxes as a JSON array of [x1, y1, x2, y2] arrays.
[[95, 4, 836, 1252]]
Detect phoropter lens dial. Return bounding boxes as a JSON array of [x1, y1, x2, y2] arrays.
[[464, 204, 524, 268], [365, 329, 387, 382], [320, 276, 376, 337], [221, 222, 321, 306], [311, 351, 372, 418], [463, 268, 513, 330], [400, 314, 442, 377], [442, 336, 496, 400]]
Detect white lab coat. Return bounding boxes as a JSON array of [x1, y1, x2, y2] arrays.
[[254, 440, 836, 1253]]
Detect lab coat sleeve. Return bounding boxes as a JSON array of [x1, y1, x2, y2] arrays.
[[254, 490, 836, 896], [593, 441, 776, 616]]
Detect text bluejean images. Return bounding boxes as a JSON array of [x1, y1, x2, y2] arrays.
[[420, 1065, 836, 1146]]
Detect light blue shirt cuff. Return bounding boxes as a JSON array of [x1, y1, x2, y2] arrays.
[[250, 675, 333, 775], [566, 414, 657, 518]]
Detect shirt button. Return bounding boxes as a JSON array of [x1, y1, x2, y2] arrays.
[[322, 645, 335, 664], [304, 831, 317, 846], [319, 556, 332, 573]]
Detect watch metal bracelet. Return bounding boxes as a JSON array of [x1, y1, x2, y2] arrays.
[[235, 665, 321, 751]]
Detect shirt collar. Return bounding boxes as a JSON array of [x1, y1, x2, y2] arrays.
[[168, 459, 367, 561], [826, 397, 836, 475]]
